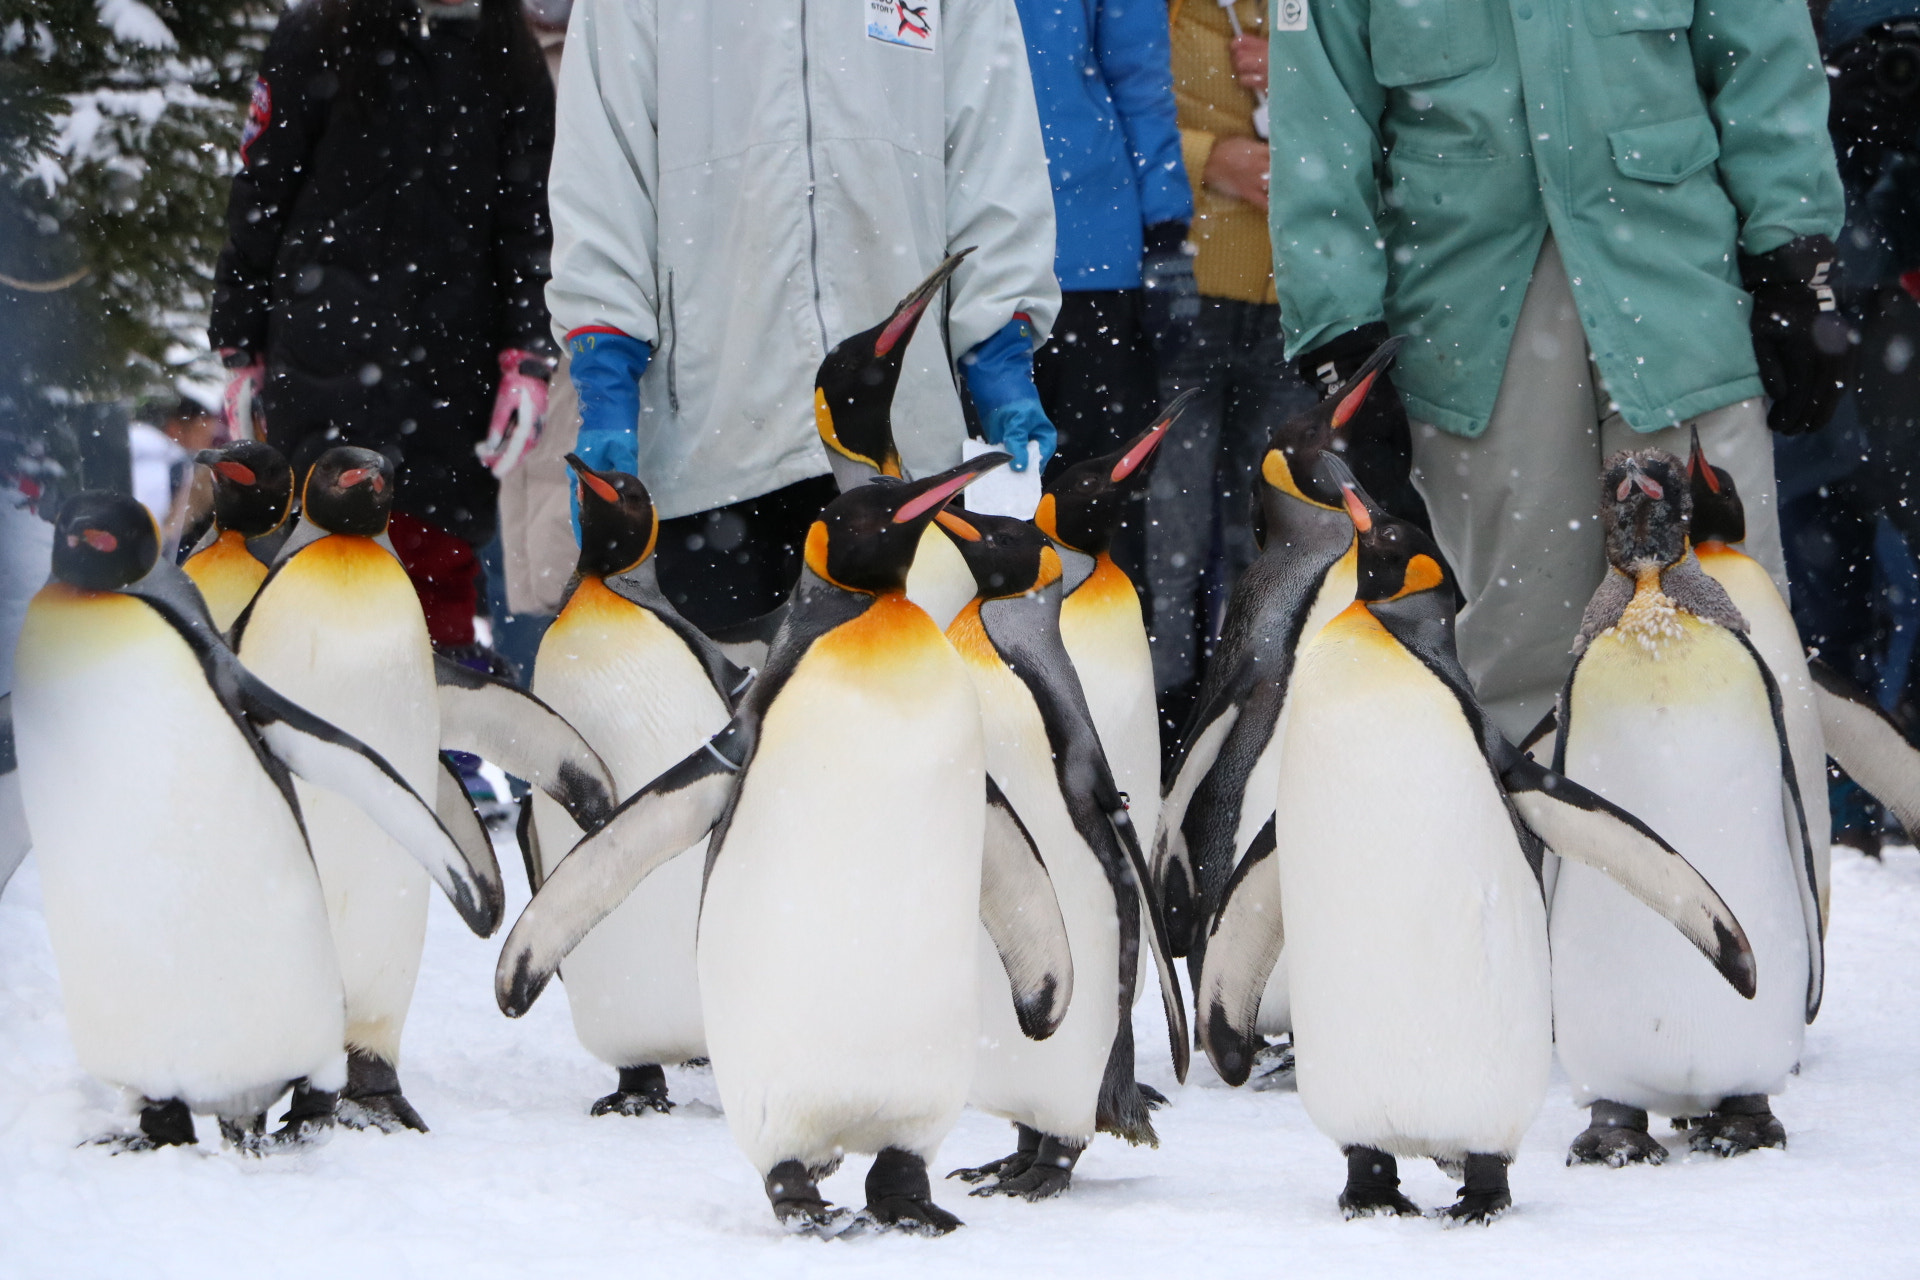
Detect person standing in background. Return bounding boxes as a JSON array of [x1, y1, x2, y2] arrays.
[[1013, 0, 1194, 579], [209, 0, 557, 663], [1145, 0, 1316, 743]]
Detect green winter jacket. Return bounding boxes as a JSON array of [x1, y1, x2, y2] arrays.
[[1268, 0, 1844, 436]]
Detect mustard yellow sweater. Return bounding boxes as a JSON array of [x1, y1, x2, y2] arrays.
[[1169, 0, 1276, 306]]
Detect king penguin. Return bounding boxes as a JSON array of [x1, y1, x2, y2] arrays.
[[1155, 338, 1402, 1006], [525, 455, 747, 1115], [238, 446, 609, 1132], [1198, 461, 1756, 1221], [12, 492, 499, 1151], [1552, 448, 1822, 1163], [936, 510, 1188, 1200], [180, 440, 293, 636], [496, 456, 1077, 1237]]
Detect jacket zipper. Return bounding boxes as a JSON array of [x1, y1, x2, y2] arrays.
[[798, 0, 829, 354], [665, 269, 680, 413]]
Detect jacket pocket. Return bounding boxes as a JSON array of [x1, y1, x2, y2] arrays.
[[1608, 114, 1720, 184], [1369, 0, 1495, 87], [1587, 0, 1693, 35], [664, 270, 680, 414]]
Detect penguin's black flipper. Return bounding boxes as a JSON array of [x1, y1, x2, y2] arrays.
[[0, 694, 27, 893], [432, 654, 617, 831], [1501, 750, 1757, 1001], [515, 794, 545, 893], [1195, 817, 1283, 1087], [435, 751, 498, 896], [603, 559, 757, 708], [981, 777, 1074, 1041], [1809, 657, 1920, 840], [495, 723, 747, 1018], [1154, 700, 1240, 955]]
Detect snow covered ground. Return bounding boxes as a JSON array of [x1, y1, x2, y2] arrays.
[[2, 841, 1917, 1278]]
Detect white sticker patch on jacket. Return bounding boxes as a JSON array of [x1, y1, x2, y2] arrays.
[[867, 0, 936, 51], [1274, 0, 1308, 31]]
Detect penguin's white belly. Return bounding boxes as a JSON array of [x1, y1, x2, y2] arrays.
[[1062, 569, 1159, 870], [1700, 547, 1830, 924], [239, 539, 439, 1062], [532, 590, 725, 1067], [1553, 618, 1808, 1115], [906, 524, 977, 633], [965, 657, 1117, 1143], [698, 607, 984, 1173], [1277, 610, 1550, 1159], [15, 588, 345, 1115]]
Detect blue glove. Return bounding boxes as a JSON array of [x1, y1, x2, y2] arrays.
[[567, 328, 651, 475], [961, 316, 1056, 473]]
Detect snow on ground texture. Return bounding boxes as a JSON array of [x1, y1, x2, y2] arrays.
[[2, 844, 1917, 1278]]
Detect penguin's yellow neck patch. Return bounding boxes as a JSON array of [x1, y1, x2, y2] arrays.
[[184, 530, 269, 632], [946, 598, 998, 665], [1612, 568, 1687, 656], [812, 591, 946, 683], [553, 574, 638, 632]]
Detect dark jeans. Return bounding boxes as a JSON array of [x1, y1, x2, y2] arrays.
[[654, 474, 840, 633], [1146, 297, 1316, 698], [1033, 288, 1160, 583]]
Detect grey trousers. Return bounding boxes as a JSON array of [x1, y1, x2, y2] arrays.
[[1411, 235, 1788, 741]]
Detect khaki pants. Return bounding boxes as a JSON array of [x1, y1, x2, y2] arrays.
[[497, 354, 581, 617], [1411, 235, 1787, 741]]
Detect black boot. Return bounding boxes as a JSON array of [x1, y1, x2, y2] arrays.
[[765, 1159, 849, 1235], [590, 1064, 674, 1117], [1442, 1153, 1512, 1224], [864, 1147, 964, 1235], [338, 1049, 428, 1133], [1690, 1094, 1786, 1156], [948, 1122, 1041, 1185], [1339, 1146, 1419, 1218], [1567, 1099, 1667, 1167]]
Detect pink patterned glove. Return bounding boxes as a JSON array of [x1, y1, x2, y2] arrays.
[[221, 352, 266, 441], [478, 348, 553, 478]]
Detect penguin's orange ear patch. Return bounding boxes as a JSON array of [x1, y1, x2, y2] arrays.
[[1033, 492, 1059, 539], [579, 471, 620, 505], [1391, 553, 1445, 600], [213, 461, 256, 485]]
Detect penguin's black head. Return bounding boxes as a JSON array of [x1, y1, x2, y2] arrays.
[[567, 454, 658, 578], [1600, 449, 1691, 574], [302, 446, 394, 538], [807, 452, 1009, 594], [935, 508, 1061, 599], [1037, 393, 1191, 553], [197, 441, 293, 539], [1327, 456, 1453, 606], [815, 250, 972, 485], [1686, 429, 1745, 547], [1263, 335, 1404, 510], [51, 491, 159, 591]]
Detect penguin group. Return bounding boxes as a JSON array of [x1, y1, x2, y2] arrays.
[[5, 265, 1920, 1234]]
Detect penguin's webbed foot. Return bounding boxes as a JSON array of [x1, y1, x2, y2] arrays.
[[91, 1098, 197, 1153], [1251, 1041, 1296, 1092], [1567, 1101, 1667, 1167], [967, 1134, 1082, 1202], [948, 1122, 1042, 1184], [225, 1082, 337, 1155], [1136, 1082, 1170, 1110], [339, 1050, 428, 1133], [864, 1147, 964, 1236], [590, 1064, 673, 1117], [766, 1159, 854, 1237], [1437, 1154, 1511, 1226], [1688, 1095, 1785, 1157], [1339, 1147, 1420, 1219]]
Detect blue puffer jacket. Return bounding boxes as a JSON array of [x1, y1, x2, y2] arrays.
[[1014, 0, 1191, 290]]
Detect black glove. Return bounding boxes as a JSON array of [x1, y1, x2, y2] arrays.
[[1740, 234, 1855, 436], [1140, 221, 1200, 363], [1294, 321, 1430, 529]]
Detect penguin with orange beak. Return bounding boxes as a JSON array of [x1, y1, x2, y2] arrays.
[[180, 440, 294, 635], [495, 454, 1076, 1237], [1200, 458, 1755, 1222], [936, 510, 1187, 1200]]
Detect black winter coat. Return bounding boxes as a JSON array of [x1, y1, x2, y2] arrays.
[[209, 0, 555, 545]]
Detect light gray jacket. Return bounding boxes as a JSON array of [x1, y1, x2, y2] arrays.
[[546, 0, 1062, 519]]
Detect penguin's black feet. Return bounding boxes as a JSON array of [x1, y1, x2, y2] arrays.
[[337, 1050, 428, 1134], [1439, 1153, 1512, 1226], [970, 1135, 1083, 1202], [1567, 1101, 1667, 1168], [1136, 1082, 1170, 1110], [765, 1160, 853, 1237], [1252, 1037, 1296, 1092], [92, 1098, 198, 1152], [1338, 1147, 1420, 1219], [862, 1147, 964, 1236], [949, 1123, 1042, 1185], [590, 1064, 674, 1117], [226, 1081, 337, 1154], [1689, 1095, 1786, 1157]]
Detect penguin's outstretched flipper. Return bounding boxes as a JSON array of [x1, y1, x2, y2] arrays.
[[432, 654, 616, 831], [495, 724, 746, 1017], [0, 695, 27, 893], [1195, 817, 1283, 1086], [1501, 750, 1757, 1000], [435, 751, 497, 895], [242, 675, 504, 937], [981, 777, 1075, 1041], [1809, 657, 1920, 840]]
